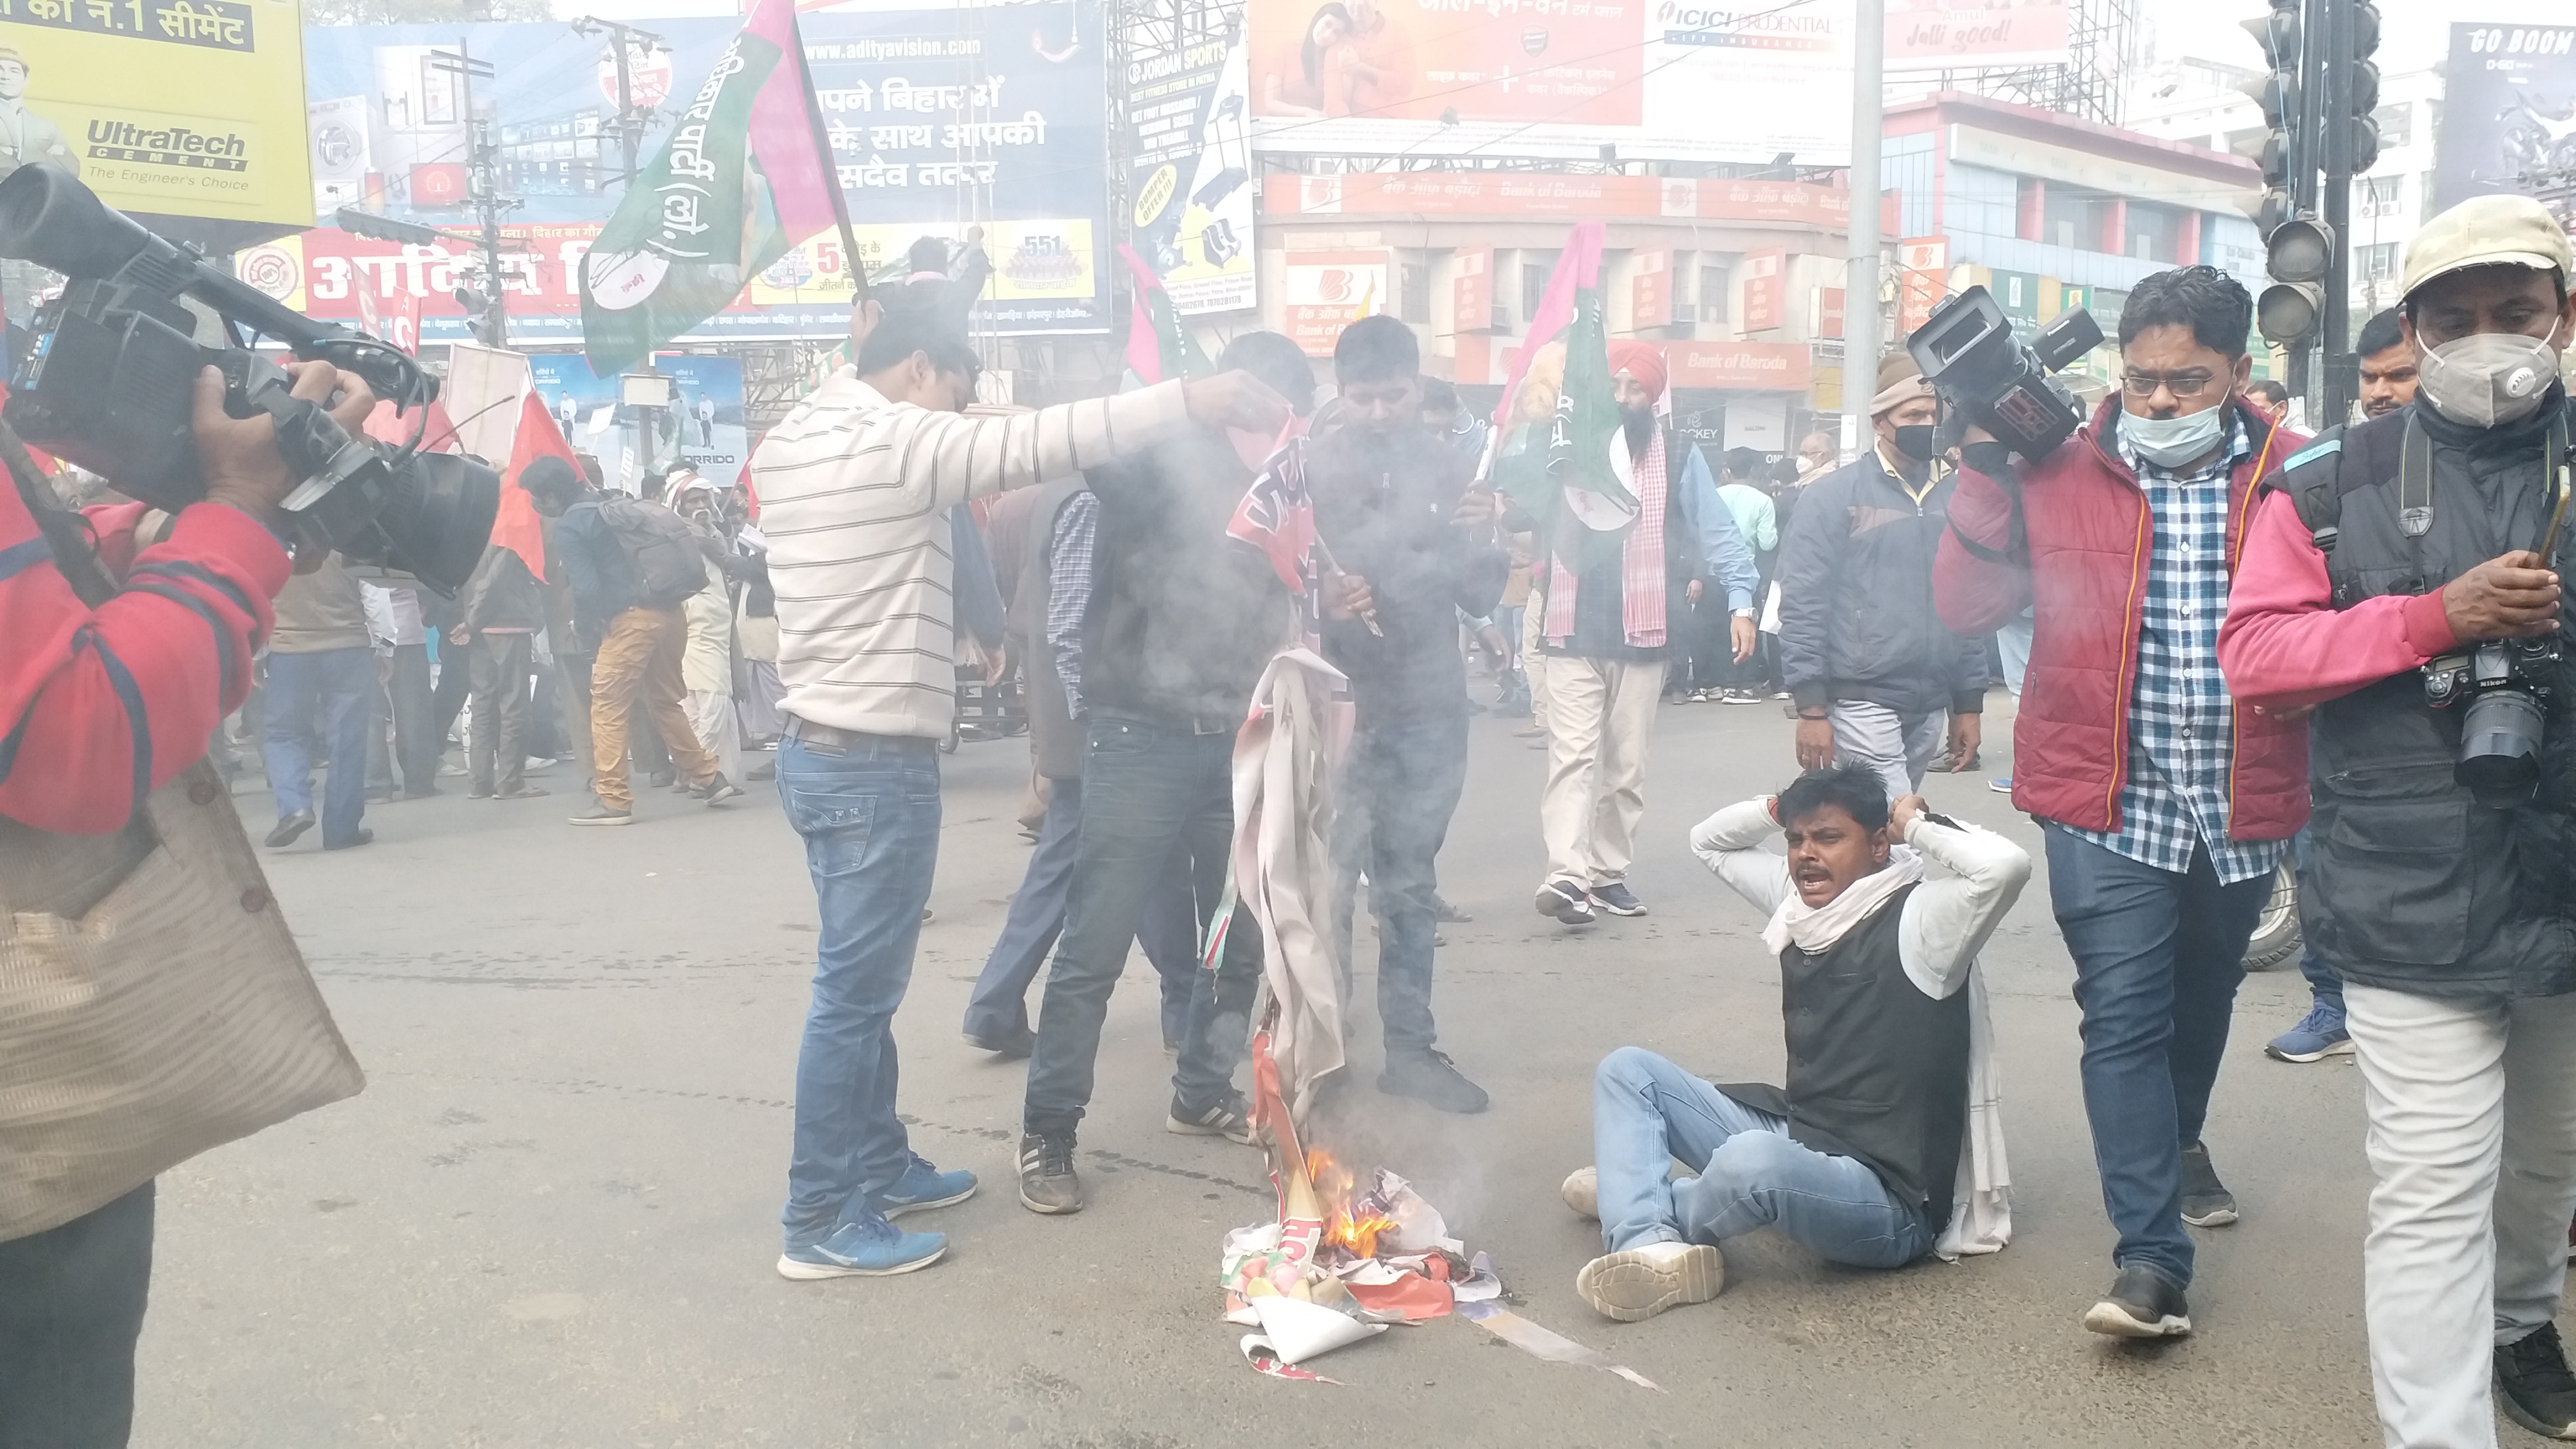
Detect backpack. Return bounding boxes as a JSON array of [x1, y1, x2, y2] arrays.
[[595, 494, 708, 607]]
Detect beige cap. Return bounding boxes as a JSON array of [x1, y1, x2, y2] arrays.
[[2402, 195, 2575, 300]]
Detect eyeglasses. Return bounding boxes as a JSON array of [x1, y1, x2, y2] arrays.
[[2121, 371, 2222, 398]]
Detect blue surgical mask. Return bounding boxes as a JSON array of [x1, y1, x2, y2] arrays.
[[2123, 406, 2225, 468]]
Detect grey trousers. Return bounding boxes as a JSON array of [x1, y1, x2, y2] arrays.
[[467, 632, 534, 794], [1829, 700, 1944, 802]]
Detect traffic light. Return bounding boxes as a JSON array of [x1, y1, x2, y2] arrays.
[[2239, 0, 2301, 202], [2257, 219, 2331, 343], [2343, 1, 2381, 172], [453, 283, 503, 347], [2244, 0, 2319, 345]]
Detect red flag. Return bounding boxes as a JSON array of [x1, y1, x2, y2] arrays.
[[494, 390, 569, 583], [1493, 220, 1606, 429]]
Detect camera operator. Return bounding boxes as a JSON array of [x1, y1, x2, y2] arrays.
[[2218, 197, 2576, 1448], [1, 359, 374, 1448], [1933, 265, 2309, 1341]]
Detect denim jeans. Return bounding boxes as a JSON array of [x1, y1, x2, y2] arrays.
[[1330, 710, 1469, 1052], [262, 646, 374, 846], [962, 776, 1200, 1046], [1023, 716, 1260, 1135], [1591, 1047, 1928, 1266], [776, 733, 943, 1248], [2044, 825, 2269, 1288], [0, 1182, 153, 1449]]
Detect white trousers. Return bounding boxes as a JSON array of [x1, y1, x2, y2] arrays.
[[1521, 596, 1550, 727], [1829, 700, 1944, 804], [683, 689, 741, 785], [1537, 654, 1662, 888], [2345, 983, 2576, 1449]]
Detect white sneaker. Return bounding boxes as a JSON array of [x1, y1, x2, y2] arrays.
[[1560, 1167, 1598, 1220], [1575, 1241, 1725, 1322]]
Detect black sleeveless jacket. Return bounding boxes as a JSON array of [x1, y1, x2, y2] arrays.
[[1717, 883, 1969, 1232], [2275, 396, 2576, 998]]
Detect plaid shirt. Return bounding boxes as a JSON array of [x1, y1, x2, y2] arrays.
[[2060, 414, 2284, 885]]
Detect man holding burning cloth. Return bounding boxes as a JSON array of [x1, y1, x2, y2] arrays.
[[1560, 766, 2026, 1322]]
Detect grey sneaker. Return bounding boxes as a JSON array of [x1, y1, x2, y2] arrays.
[[1535, 879, 1597, 926], [695, 771, 745, 804], [2497, 1322, 2576, 1438], [2179, 1140, 2238, 1228], [1379, 1048, 1490, 1114], [569, 801, 633, 826], [1589, 882, 1649, 917], [1167, 1093, 1257, 1145], [1016, 1131, 1082, 1214], [2083, 1263, 2191, 1338]]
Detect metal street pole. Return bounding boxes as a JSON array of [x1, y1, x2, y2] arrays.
[[1845, 0, 1885, 446], [2319, 0, 2356, 424], [572, 17, 665, 185], [432, 40, 505, 348]]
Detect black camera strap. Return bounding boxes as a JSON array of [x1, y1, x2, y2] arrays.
[[3, 425, 117, 609]]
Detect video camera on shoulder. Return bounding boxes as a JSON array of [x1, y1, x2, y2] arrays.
[[1906, 285, 2104, 462], [0, 164, 496, 592]]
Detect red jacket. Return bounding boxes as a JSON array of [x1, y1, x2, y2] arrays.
[[1933, 397, 2309, 840], [0, 481, 287, 834]]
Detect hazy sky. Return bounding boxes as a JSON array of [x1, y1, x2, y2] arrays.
[[2146, 0, 2575, 73]]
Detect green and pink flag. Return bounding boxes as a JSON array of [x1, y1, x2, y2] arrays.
[[579, 0, 858, 376]]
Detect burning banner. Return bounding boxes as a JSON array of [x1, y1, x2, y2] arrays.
[[1208, 556, 1652, 1389]]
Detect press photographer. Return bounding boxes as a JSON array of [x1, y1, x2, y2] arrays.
[[1931, 266, 2308, 1341], [2218, 196, 2576, 1448], [0, 162, 490, 1448]]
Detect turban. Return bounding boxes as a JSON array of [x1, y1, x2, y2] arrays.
[[1606, 340, 1668, 402]]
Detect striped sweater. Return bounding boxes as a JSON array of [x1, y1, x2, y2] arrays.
[[750, 371, 1191, 741]]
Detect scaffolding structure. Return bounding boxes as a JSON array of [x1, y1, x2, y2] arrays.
[[1926, 0, 2146, 126]]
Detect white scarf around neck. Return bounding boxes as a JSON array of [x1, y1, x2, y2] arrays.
[[1760, 847, 1925, 955]]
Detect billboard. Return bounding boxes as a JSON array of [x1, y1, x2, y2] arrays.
[[1886, 0, 2071, 72], [1126, 9, 1257, 315], [292, 3, 1111, 339], [1, 0, 312, 243], [1282, 248, 1385, 355], [528, 352, 746, 494], [1244, 0, 1854, 165], [2436, 23, 2576, 236]]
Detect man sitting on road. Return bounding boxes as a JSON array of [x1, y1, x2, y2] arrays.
[[1560, 766, 2027, 1322]]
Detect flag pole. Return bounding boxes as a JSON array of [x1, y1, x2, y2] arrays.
[[787, 7, 868, 302]]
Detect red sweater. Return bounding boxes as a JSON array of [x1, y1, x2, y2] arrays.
[[0, 484, 288, 834], [1933, 397, 2310, 840], [2216, 487, 2464, 708]]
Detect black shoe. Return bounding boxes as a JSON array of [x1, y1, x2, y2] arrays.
[[2498, 1322, 2576, 1438], [695, 771, 745, 805], [963, 1024, 1036, 1060], [322, 828, 374, 852], [1535, 879, 1597, 926], [1589, 882, 1649, 917], [2179, 1140, 2238, 1228], [403, 786, 442, 800], [1379, 1048, 1490, 1114], [746, 761, 776, 782], [648, 769, 677, 788], [1017, 1131, 1082, 1214], [264, 809, 315, 849], [1167, 1092, 1257, 1145], [2083, 1264, 2191, 1338]]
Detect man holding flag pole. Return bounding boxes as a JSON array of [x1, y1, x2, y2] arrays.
[[1490, 223, 1760, 929]]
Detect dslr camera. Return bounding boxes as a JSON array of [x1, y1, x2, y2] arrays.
[[0, 164, 496, 591], [2423, 638, 2556, 808], [1906, 285, 2104, 461]]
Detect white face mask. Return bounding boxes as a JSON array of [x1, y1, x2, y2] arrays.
[[2123, 405, 2227, 468], [2416, 327, 2565, 429]]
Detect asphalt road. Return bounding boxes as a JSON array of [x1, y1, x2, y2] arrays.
[[135, 693, 2412, 1448]]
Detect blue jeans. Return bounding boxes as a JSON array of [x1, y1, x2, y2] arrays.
[[2289, 826, 2345, 1020], [2044, 825, 2269, 1288], [776, 733, 943, 1249], [0, 1181, 152, 1449], [261, 646, 373, 846], [962, 776, 1199, 1046], [1023, 716, 1260, 1135], [1592, 1047, 1928, 1266], [1330, 711, 1469, 1052]]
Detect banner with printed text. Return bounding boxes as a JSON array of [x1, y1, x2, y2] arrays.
[[288, 2, 1110, 341], [1124, 6, 1256, 315]]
